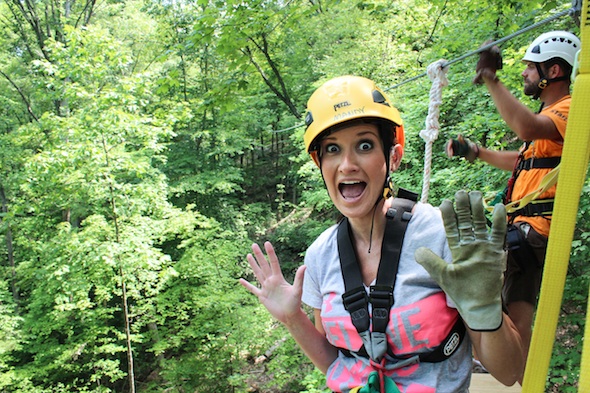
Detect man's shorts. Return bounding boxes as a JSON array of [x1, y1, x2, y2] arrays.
[[502, 221, 548, 306]]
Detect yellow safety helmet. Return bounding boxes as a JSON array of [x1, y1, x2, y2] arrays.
[[304, 75, 404, 167]]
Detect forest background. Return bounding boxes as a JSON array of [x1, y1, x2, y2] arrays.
[[0, 0, 587, 392]]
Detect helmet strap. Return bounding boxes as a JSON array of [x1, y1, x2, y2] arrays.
[[534, 63, 547, 99], [533, 62, 570, 99], [383, 173, 396, 199]]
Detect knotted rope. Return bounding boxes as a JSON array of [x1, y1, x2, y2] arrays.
[[419, 60, 449, 203]]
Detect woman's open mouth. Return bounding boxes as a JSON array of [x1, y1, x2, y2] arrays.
[[339, 181, 367, 200]]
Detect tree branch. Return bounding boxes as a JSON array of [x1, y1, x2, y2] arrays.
[[244, 34, 300, 118], [0, 69, 39, 122]]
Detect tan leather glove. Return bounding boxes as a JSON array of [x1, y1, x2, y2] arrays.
[[415, 191, 507, 331]]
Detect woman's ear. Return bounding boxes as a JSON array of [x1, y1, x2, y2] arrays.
[[389, 144, 404, 172]]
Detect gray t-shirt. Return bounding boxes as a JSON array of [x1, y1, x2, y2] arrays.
[[302, 202, 472, 393]]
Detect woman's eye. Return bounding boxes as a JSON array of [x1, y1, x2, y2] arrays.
[[325, 144, 339, 153], [358, 141, 373, 151]]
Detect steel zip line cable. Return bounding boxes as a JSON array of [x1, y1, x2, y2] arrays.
[[385, 2, 581, 91], [271, 1, 581, 133]]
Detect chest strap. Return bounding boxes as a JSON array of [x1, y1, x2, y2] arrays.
[[508, 199, 554, 218], [516, 156, 561, 171], [339, 316, 466, 363]]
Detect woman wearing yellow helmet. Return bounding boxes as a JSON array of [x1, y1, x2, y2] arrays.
[[240, 76, 524, 392]]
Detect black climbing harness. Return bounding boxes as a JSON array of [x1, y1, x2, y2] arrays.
[[505, 140, 561, 221], [337, 189, 465, 363]]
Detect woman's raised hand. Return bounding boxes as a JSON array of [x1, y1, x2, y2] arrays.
[[239, 241, 307, 324]]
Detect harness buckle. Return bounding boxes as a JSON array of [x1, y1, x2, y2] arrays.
[[370, 285, 394, 334], [370, 285, 394, 310], [343, 287, 370, 332]]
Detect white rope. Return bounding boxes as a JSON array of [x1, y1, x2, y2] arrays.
[[419, 60, 449, 203]]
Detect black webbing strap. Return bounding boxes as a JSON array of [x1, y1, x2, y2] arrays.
[[338, 194, 416, 361], [516, 156, 561, 171], [339, 315, 466, 363], [371, 198, 416, 334], [508, 199, 554, 218], [338, 221, 370, 333], [338, 191, 466, 363]]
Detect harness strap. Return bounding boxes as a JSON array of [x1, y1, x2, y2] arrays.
[[338, 189, 465, 363], [339, 316, 466, 363], [339, 201, 411, 361], [339, 222, 370, 332], [516, 156, 561, 171], [372, 198, 416, 333], [508, 199, 554, 218], [502, 165, 560, 215]]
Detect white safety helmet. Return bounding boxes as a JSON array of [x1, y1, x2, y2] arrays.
[[522, 31, 580, 67]]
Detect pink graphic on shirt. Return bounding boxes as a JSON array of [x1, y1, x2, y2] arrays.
[[387, 292, 457, 356], [321, 291, 459, 391], [327, 359, 372, 390], [324, 292, 337, 314], [404, 384, 436, 393], [322, 291, 457, 355]]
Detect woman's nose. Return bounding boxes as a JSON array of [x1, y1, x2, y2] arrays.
[[339, 150, 359, 172]]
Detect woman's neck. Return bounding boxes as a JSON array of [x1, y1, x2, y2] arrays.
[[348, 199, 388, 254]]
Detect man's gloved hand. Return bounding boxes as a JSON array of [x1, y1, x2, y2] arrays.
[[445, 135, 479, 163], [473, 40, 503, 85], [414, 190, 507, 331]]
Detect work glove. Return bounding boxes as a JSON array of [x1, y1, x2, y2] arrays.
[[445, 134, 479, 163], [473, 40, 503, 85], [414, 190, 507, 331]]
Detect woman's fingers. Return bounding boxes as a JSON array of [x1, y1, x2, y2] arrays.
[[263, 241, 282, 276], [246, 251, 266, 282], [251, 243, 273, 278], [238, 277, 260, 296], [245, 242, 285, 289], [292, 265, 307, 297]]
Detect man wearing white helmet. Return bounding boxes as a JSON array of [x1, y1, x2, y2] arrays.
[[445, 30, 581, 368]]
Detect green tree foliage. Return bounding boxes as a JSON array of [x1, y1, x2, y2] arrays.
[[0, 0, 586, 392]]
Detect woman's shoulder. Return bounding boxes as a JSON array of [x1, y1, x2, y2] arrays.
[[411, 201, 443, 224], [306, 222, 339, 253]]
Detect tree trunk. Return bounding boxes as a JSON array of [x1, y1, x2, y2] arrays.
[[0, 183, 19, 307], [103, 137, 136, 393]]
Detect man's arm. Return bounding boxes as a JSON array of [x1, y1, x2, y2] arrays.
[[477, 146, 520, 171], [482, 73, 562, 141], [446, 136, 519, 171]]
